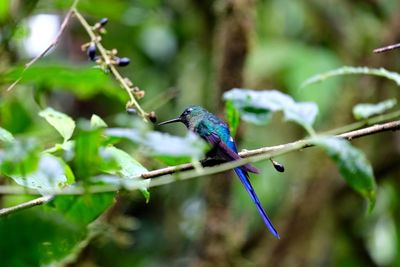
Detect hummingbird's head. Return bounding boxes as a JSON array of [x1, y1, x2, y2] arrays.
[[158, 106, 206, 128]]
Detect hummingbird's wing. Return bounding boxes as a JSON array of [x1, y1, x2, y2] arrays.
[[204, 131, 259, 174], [196, 119, 279, 238]]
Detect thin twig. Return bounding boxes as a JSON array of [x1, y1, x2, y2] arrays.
[[6, 0, 79, 91], [25, 3, 77, 69], [373, 42, 400, 53], [0, 196, 53, 216], [72, 9, 148, 120], [0, 117, 398, 217], [0, 119, 398, 202], [5, 1, 149, 121], [322, 109, 400, 135]]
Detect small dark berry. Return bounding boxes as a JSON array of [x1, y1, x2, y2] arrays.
[[271, 159, 285, 173], [126, 108, 137, 114], [99, 18, 108, 27], [87, 43, 96, 61], [148, 111, 157, 123], [116, 57, 130, 67]]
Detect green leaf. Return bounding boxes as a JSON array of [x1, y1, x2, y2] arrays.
[[5, 153, 74, 195], [223, 88, 318, 132], [1, 63, 125, 101], [0, 139, 40, 176], [90, 114, 108, 129], [0, 208, 86, 266], [48, 193, 115, 226], [39, 107, 75, 142], [0, 0, 10, 22], [0, 193, 115, 266], [301, 66, 400, 88], [44, 140, 74, 154], [73, 127, 103, 181], [353, 99, 397, 120], [0, 99, 33, 134], [0, 127, 14, 143], [94, 174, 151, 203], [225, 100, 240, 137], [311, 137, 376, 210], [100, 146, 148, 177], [106, 128, 209, 165], [99, 146, 150, 201]]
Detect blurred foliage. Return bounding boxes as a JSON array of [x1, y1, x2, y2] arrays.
[[224, 88, 318, 133], [1, 0, 400, 266], [353, 99, 397, 120]]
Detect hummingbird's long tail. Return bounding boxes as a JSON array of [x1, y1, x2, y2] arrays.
[[234, 167, 280, 239]]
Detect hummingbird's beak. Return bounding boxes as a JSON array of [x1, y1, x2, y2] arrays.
[[158, 117, 182, 126]]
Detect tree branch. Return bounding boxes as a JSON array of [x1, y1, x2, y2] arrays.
[[6, 0, 79, 91], [0, 119, 399, 217], [0, 119, 398, 217], [0, 196, 53, 216], [72, 9, 149, 120], [5, 1, 149, 121], [0, 119, 398, 197], [143, 119, 400, 178]]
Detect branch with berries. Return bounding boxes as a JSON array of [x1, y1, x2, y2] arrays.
[[7, 0, 156, 122], [74, 11, 156, 122]]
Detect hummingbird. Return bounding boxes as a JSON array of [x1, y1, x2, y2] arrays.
[[159, 106, 280, 238]]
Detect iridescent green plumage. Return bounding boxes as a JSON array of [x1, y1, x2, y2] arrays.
[[159, 106, 280, 238]]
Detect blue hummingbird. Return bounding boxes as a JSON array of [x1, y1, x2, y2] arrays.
[[159, 106, 280, 239]]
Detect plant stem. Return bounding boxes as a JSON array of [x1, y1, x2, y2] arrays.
[[0, 119, 398, 202], [322, 109, 400, 135], [72, 9, 148, 120], [0, 196, 53, 216]]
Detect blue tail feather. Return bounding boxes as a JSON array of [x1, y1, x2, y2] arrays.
[[234, 167, 280, 239]]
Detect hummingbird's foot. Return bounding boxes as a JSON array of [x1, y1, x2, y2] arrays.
[[200, 158, 227, 167]]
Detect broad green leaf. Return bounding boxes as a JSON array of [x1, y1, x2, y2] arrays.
[[301, 66, 400, 88], [0, 0, 10, 22], [106, 128, 208, 165], [73, 127, 103, 181], [311, 137, 376, 210], [223, 88, 318, 132], [90, 114, 108, 129], [0, 192, 114, 266], [44, 140, 74, 154], [0, 208, 86, 266], [283, 102, 318, 133], [1, 63, 125, 101], [94, 174, 151, 203], [353, 99, 397, 120], [0, 127, 14, 143], [0, 139, 40, 176], [39, 107, 75, 142], [100, 146, 147, 177], [48, 193, 115, 226], [100, 146, 150, 201], [146, 132, 207, 159], [5, 153, 74, 195], [0, 99, 33, 134], [225, 100, 240, 137]]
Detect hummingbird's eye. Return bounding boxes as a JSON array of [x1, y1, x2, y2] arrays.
[[187, 107, 193, 113]]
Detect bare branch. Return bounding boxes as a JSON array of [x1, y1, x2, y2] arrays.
[[0, 196, 53, 217], [6, 0, 79, 91], [1, 119, 399, 216], [24, 10, 74, 69], [144, 119, 400, 178], [373, 42, 400, 53]]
